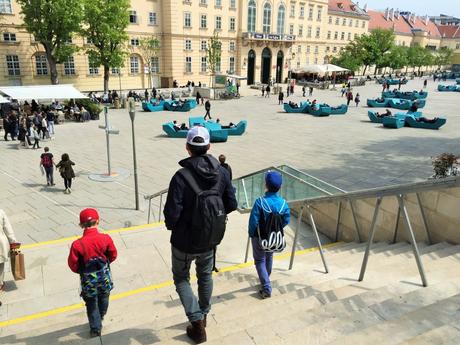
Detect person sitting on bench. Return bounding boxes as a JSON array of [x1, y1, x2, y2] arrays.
[[376, 97, 385, 103], [416, 117, 439, 124], [408, 101, 419, 113], [172, 120, 181, 131], [216, 119, 235, 129], [376, 109, 392, 118], [311, 99, 318, 109], [288, 101, 298, 108]]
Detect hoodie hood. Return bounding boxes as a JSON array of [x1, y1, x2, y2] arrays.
[[179, 154, 220, 185]]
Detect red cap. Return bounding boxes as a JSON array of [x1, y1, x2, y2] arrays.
[[79, 208, 99, 225]]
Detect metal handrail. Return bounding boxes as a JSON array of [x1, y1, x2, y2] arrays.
[[278, 165, 347, 193], [144, 188, 169, 223]]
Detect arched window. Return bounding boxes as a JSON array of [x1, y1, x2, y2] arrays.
[[263, 3, 272, 33], [247, 0, 256, 32], [277, 5, 285, 34]]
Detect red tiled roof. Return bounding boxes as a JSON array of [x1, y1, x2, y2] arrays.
[[367, 10, 413, 35], [437, 25, 460, 39], [328, 0, 367, 16], [409, 17, 441, 38]]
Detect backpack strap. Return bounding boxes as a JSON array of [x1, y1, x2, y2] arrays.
[[178, 168, 203, 195], [78, 239, 88, 273]]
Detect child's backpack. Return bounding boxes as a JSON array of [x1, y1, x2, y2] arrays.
[[257, 198, 286, 252], [41, 154, 52, 168], [78, 240, 113, 298]]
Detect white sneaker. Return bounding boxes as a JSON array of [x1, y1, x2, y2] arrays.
[[64, 188, 69, 194], [68, 188, 72, 194]]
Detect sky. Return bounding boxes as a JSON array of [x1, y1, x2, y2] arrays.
[[363, 0, 460, 18]]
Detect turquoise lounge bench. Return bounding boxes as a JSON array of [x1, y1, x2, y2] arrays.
[[404, 116, 447, 130], [308, 105, 331, 116], [392, 91, 428, 100], [283, 102, 309, 113], [164, 99, 196, 112], [188, 117, 247, 136], [367, 98, 390, 107], [388, 98, 426, 110], [382, 116, 405, 129], [142, 101, 165, 112], [162, 121, 228, 142], [329, 104, 348, 115], [438, 85, 458, 92]]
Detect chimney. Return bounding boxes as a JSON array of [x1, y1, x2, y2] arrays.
[[395, 9, 399, 19], [385, 8, 389, 20], [363, 3, 367, 12], [390, 8, 394, 21], [424, 15, 428, 25]]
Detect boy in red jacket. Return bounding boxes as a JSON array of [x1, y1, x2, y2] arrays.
[[68, 208, 117, 338]]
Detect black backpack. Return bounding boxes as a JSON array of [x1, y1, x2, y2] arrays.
[[257, 198, 286, 252], [178, 168, 227, 253]]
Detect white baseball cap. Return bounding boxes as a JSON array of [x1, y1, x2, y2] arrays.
[[186, 126, 210, 146]]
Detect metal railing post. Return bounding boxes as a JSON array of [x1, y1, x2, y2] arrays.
[[349, 200, 362, 243], [358, 197, 383, 282], [147, 198, 152, 224], [416, 193, 433, 245], [306, 205, 329, 273], [289, 205, 304, 270], [335, 201, 342, 242], [158, 193, 164, 222], [392, 206, 401, 244], [398, 194, 428, 287], [241, 178, 250, 209], [244, 236, 251, 263]]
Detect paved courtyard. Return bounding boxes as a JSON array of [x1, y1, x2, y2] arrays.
[[0, 78, 459, 243]]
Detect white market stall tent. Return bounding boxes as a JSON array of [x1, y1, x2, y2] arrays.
[[0, 95, 10, 103], [292, 64, 349, 75], [0, 84, 87, 101]]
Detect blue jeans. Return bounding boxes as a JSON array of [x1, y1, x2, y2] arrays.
[[82, 292, 110, 331], [171, 246, 214, 322], [251, 237, 273, 294]]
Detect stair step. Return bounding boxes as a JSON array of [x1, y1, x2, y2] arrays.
[[398, 322, 460, 345]]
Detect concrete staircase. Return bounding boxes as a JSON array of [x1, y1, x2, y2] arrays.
[[1, 239, 459, 344]]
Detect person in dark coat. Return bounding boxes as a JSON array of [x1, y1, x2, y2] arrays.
[[278, 91, 284, 105], [56, 153, 76, 194], [204, 99, 211, 120], [218, 154, 233, 180]]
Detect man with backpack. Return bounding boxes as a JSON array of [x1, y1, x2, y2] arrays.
[[40, 147, 55, 186], [67, 208, 117, 338], [164, 126, 237, 344], [248, 171, 290, 299]]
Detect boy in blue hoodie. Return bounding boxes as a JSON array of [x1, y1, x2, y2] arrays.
[[248, 171, 290, 299]]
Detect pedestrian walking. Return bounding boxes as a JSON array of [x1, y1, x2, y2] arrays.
[[347, 91, 354, 106], [354, 93, 361, 107], [0, 209, 20, 299], [309, 86, 314, 96], [423, 79, 428, 89], [40, 147, 55, 186], [286, 85, 290, 97], [265, 85, 270, 98], [290, 84, 294, 95], [31, 125, 40, 149], [382, 83, 386, 92], [56, 153, 75, 194], [163, 126, 237, 344], [46, 109, 55, 135], [3, 115, 11, 141], [261, 86, 265, 97], [196, 91, 201, 106], [341, 85, 346, 97], [278, 91, 284, 105], [67, 208, 117, 338], [302, 85, 306, 97], [218, 154, 233, 180], [204, 99, 211, 120], [248, 171, 290, 299], [41, 116, 49, 139]]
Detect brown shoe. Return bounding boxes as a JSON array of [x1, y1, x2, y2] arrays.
[[186, 320, 207, 344], [203, 314, 207, 328]]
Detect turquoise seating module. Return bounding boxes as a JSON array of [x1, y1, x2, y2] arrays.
[[283, 102, 309, 113], [142, 101, 164, 112], [404, 117, 447, 130], [225, 121, 247, 135], [388, 98, 426, 110], [368, 110, 384, 123], [189, 117, 206, 127], [394, 91, 428, 100], [329, 104, 348, 115], [367, 98, 390, 107], [308, 105, 331, 116], [162, 122, 188, 138], [438, 84, 458, 92], [164, 99, 196, 112], [456, 79, 460, 85], [382, 116, 405, 129]]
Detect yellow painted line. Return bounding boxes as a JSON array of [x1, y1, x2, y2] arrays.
[[21, 222, 164, 250], [0, 241, 342, 328]]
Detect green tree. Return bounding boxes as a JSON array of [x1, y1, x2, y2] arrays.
[[81, 0, 129, 92], [406, 45, 426, 73], [17, 0, 83, 84], [139, 36, 161, 89], [331, 50, 362, 72], [206, 31, 222, 88], [435, 47, 454, 69], [387, 46, 408, 71]]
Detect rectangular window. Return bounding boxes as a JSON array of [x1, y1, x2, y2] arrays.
[[64, 56, 75, 75], [290, 4, 295, 17], [349, 19, 353, 27], [185, 56, 192, 72], [86, 38, 93, 44], [201, 40, 207, 50], [299, 6, 304, 18], [457, 43, 460, 49], [342, 18, 346, 26], [315, 27, 320, 38], [89, 61, 99, 75], [201, 56, 207, 72], [129, 10, 138, 24], [333, 46, 337, 53], [297, 45, 301, 53], [3, 32, 16, 42], [317, 7, 322, 21], [200, 0, 207, 5], [230, 0, 236, 8], [229, 56, 235, 73], [130, 56, 139, 74], [130, 38, 140, 46], [229, 41, 235, 51], [215, 16, 222, 30], [149, 12, 157, 25], [326, 46, 330, 52], [230, 17, 236, 31], [216, 56, 221, 72], [335, 17, 339, 25], [314, 46, 318, 54], [184, 12, 192, 27], [111, 67, 120, 74], [215, 0, 221, 6], [328, 16, 332, 24], [297, 61, 300, 68], [341, 32, 345, 40], [289, 24, 294, 35], [35, 55, 48, 75], [298, 25, 303, 37], [306, 45, 310, 53], [334, 31, 338, 40], [362, 21, 365, 28], [0, 0, 13, 13], [185, 39, 192, 50], [347, 32, 351, 40], [308, 6, 313, 20], [327, 31, 331, 39], [307, 26, 312, 38], [355, 19, 359, 27], [314, 57, 317, 64], [151, 56, 160, 73], [201, 14, 207, 28]]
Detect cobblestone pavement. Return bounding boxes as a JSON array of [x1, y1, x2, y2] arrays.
[[0, 78, 458, 243]]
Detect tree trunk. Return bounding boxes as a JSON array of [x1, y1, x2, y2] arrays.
[[363, 65, 368, 76], [103, 65, 110, 93], [45, 49, 59, 85]]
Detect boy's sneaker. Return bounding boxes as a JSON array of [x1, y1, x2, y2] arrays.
[[90, 329, 101, 338], [258, 289, 271, 299], [68, 188, 72, 194]]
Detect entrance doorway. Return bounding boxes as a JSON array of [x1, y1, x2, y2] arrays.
[[247, 50, 256, 85], [261, 47, 272, 84], [276, 50, 284, 83]]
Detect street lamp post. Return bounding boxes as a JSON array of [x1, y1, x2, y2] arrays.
[[128, 98, 140, 210]]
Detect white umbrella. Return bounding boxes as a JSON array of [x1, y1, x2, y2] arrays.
[[293, 64, 349, 74], [0, 84, 87, 101]]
